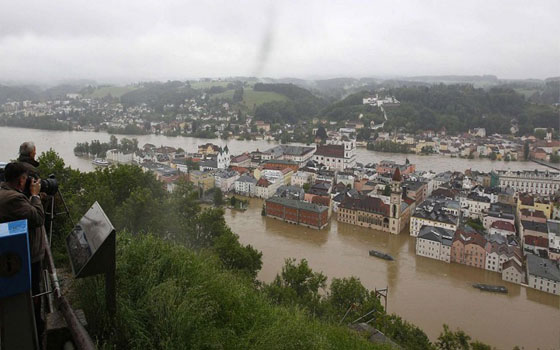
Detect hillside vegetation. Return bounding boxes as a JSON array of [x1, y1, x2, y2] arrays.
[[319, 90, 385, 124], [120, 81, 198, 112], [0, 84, 39, 103], [77, 233, 392, 350], [251, 83, 328, 123], [384, 84, 557, 135], [316, 84, 557, 135]]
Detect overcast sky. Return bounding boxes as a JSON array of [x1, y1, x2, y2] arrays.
[[1, 0, 559, 84]]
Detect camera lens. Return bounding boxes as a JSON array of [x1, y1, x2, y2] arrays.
[[40, 177, 58, 196]]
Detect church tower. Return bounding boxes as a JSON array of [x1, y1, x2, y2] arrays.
[[389, 167, 403, 234]]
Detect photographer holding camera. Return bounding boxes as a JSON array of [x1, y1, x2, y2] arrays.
[[0, 162, 46, 337]]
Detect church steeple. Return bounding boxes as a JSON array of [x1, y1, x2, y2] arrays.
[[391, 167, 402, 194]]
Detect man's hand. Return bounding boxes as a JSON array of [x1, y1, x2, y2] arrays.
[[30, 178, 41, 196]]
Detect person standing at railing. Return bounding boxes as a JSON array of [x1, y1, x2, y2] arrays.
[[0, 162, 46, 341]]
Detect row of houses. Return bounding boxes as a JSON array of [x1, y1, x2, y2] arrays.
[[415, 224, 560, 295], [411, 175, 560, 295]]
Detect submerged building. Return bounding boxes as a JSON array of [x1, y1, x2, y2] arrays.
[[265, 196, 329, 229], [337, 168, 414, 234]]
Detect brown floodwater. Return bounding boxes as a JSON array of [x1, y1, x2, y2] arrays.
[[225, 199, 560, 350], [1, 126, 559, 349]]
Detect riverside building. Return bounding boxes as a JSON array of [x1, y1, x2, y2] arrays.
[[497, 169, 560, 195], [410, 197, 460, 237], [415, 226, 454, 262], [265, 197, 329, 229], [337, 168, 413, 234], [526, 254, 560, 295], [313, 139, 356, 171]]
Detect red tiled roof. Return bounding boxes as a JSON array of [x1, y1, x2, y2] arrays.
[[502, 259, 522, 273], [231, 153, 250, 163], [454, 230, 486, 248], [403, 197, 415, 205], [392, 167, 402, 181], [230, 166, 250, 174], [432, 188, 459, 198], [520, 209, 546, 218], [490, 220, 516, 232], [256, 178, 271, 187], [339, 196, 389, 216], [524, 235, 548, 248], [519, 194, 534, 206], [315, 144, 344, 158], [281, 168, 292, 174], [312, 196, 330, 207]]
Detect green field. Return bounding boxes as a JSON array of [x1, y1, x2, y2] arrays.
[[211, 88, 288, 111], [514, 88, 539, 98], [190, 80, 231, 89], [86, 86, 138, 98]]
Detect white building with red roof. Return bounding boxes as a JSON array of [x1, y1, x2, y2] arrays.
[[489, 220, 516, 237]]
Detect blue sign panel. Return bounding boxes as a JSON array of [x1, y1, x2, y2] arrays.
[[0, 220, 31, 298]]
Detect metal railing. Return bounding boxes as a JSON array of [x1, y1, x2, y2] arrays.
[[43, 232, 96, 350]]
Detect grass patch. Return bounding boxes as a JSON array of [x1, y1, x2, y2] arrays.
[[211, 88, 288, 112], [85, 86, 138, 98], [242, 90, 288, 108], [190, 81, 231, 89], [514, 88, 539, 98]]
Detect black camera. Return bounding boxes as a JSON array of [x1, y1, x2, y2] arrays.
[[26, 174, 59, 196]]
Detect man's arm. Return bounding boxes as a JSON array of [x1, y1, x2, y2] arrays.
[[11, 194, 45, 228]]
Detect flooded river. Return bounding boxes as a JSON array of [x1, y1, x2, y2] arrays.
[[225, 200, 560, 350], [1, 126, 558, 349], [0, 126, 550, 173]]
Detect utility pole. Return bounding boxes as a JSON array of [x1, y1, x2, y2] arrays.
[[375, 286, 388, 312]]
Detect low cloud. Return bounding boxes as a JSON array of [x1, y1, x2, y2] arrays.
[[0, 0, 558, 83]]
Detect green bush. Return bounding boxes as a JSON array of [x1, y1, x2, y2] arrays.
[[76, 233, 389, 350]]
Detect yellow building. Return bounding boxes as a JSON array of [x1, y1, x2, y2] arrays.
[[197, 143, 220, 155], [415, 140, 436, 154], [518, 194, 552, 219], [253, 167, 262, 180], [189, 170, 215, 191]]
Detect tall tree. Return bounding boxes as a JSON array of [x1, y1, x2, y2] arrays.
[[316, 126, 327, 141]]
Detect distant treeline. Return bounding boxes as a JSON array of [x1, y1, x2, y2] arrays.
[[74, 135, 138, 157], [0, 115, 70, 131]]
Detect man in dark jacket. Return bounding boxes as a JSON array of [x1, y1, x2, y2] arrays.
[[0, 162, 46, 336], [18, 141, 40, 177]]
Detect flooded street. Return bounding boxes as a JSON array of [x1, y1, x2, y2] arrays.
[[1, 126, 559, 349], [225, 199, 560, 350]]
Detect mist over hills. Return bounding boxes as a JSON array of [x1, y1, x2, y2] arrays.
[[1, 74, 558, 103]]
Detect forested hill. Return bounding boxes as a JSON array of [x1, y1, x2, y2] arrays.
[[383, 84, 557, 135], [120, 81, 198, 112], [319, 90, 385, 124], [252, 83, 328, 124], [0, 85, 39, 104], [318, 84, 558, 135]]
